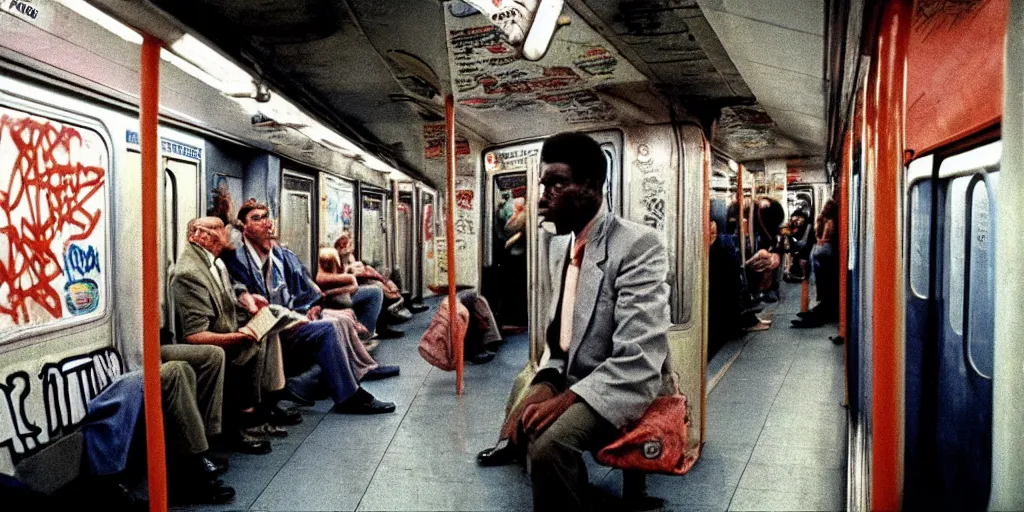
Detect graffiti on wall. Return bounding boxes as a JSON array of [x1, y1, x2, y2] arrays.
[[634, 144, 666, 231], [0, 108, 108, 331], [0, 347, 123, 464]]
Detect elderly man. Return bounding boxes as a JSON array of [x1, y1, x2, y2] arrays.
[[170, 216, 297, 454], [475, 132, 671, 512], [221, 200, 395, 414]]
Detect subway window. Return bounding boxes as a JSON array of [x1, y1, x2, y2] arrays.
[[0, 106, 110, 339]]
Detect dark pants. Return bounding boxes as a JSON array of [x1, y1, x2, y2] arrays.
[[529, 400, 618, 512], [352, 285, 383, 333], [811, 242, 838, 319], [281, 320, 359, 405]]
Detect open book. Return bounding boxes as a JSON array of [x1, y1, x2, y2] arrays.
[[238, 306, 296, 342]]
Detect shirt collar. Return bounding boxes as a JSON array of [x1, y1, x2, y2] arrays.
[[571, 203, 605, 259], [244, 237, 268, 266]]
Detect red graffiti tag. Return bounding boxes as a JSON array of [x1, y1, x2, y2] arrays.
[[0, 114, 106, 324], [456, 190, 474, 210]]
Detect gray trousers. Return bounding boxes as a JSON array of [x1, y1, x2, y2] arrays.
[[160, 345, 224, 438], [528, 398, 618, 512], [160, 362, 209, 457]]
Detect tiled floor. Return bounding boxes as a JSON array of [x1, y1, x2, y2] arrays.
[[176, 283, 847, 511]]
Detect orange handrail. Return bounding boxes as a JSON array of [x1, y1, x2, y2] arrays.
[[872, 0, 910, 509], [445, 94, 463, 395], [140, 36, 168, 512]]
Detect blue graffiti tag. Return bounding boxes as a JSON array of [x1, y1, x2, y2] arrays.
[[63, 244, 101, 281]]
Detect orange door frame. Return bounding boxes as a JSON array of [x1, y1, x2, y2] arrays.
[[140, 36, 168, 512], [871, 0, 910, 509]]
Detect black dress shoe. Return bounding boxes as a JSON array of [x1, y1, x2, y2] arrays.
[[468, 350, 496, 365], [375, 326, 404, 339], [267, 404, 303, 426], [333, 389, 396, 414], [362, 365, 400, 381], [476, 438, 519, 467], [274, 386, 315, 407]]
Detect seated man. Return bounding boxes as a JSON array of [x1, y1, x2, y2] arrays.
[[82, 361, 235, 505], [475, 132, 671, 512], [170, 217, 294, 454], [221, 200, 395, 414]]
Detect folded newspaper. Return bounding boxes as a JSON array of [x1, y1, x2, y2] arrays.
[[238, 305, 306, 342]]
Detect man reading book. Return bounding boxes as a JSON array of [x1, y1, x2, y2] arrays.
[[170, 216, 299, 454]]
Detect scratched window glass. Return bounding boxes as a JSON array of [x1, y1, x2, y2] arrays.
[[0, 106, 108, 335]]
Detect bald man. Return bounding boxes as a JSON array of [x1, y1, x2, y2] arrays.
[[170, 216, 289, 454]]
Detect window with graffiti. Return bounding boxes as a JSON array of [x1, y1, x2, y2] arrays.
[[320, 174, 356, 248], [0, 106, 109, 337]]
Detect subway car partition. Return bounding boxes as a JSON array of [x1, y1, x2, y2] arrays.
[[359, 186, 389, 270], [903, 141, 999, 511]]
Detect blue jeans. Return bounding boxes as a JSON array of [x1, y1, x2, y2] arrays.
[[281, 321, 358, 405], [351, 285, 383, 334]]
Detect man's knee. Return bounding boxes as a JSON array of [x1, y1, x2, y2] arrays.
[[198, 345, 225, 369], [528, 430, 572, 469], [160, 361, 195, 392]]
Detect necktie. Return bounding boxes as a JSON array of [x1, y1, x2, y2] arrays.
[[214, 259, 232, 294], [559, 239, 585, 353]]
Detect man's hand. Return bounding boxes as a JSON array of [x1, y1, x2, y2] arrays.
[[239, 293, 269, 314], [521, 389, 577, 439], [306, 305, 322, 320], [506, 384, 557, 444], [238, 331, 258, 344]]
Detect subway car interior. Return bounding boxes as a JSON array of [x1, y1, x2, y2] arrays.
[[0, 0, 1020, 511]]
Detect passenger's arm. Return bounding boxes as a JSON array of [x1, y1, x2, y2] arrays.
[[185, 330, 254, 347], [569, 230, 670, 428], [172, 273, 254, 346], [316, 270, 358, 288]]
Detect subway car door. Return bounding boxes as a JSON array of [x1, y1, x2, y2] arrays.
[[903, 141, 998, 510], [280, 171, 316, 271], [395, 186, 414, 299], [359, 187, 388, 270]]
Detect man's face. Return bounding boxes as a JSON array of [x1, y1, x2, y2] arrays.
[[537, 162, 600, 235], [243, 207, 273, 246], [791, 215, 805, 230], [192, 219, 229, 256]]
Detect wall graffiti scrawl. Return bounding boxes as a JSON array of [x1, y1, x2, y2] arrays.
[[0, 107, 108, 331], [0, 347, 124, 465]]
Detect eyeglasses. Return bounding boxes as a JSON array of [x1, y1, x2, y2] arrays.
[[248, 212, 270, 223]]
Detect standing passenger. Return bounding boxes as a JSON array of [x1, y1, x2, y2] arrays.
[[475, 132, 671, 512]]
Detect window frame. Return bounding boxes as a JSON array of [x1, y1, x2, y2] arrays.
[[0, 96, 115, 346]]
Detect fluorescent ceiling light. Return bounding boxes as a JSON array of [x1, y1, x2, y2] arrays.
[[728, 159, 739, 172], [169, 34, 253, 94], [54, 0, 143, 44], [160, 48, 224, 90]]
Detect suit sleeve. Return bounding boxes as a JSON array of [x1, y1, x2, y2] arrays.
[[171, 271, 218, 338], [570, 230, 670, 428]]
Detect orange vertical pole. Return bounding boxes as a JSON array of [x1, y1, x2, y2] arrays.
[[839, 124, 852, 406], [872, 1, 909, 509], [140, 36, 167, 512], [445, 94, 463, 395], [801, 279, 810, 312]]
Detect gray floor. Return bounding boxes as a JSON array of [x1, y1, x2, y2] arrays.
[[175, 282, 846, 511]]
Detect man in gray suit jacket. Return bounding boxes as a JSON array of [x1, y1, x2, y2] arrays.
[[476, 132, 671, 511]]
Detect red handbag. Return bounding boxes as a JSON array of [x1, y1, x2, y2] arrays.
[[595, 375, 699, 476], [417, 297, 469, 371]]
